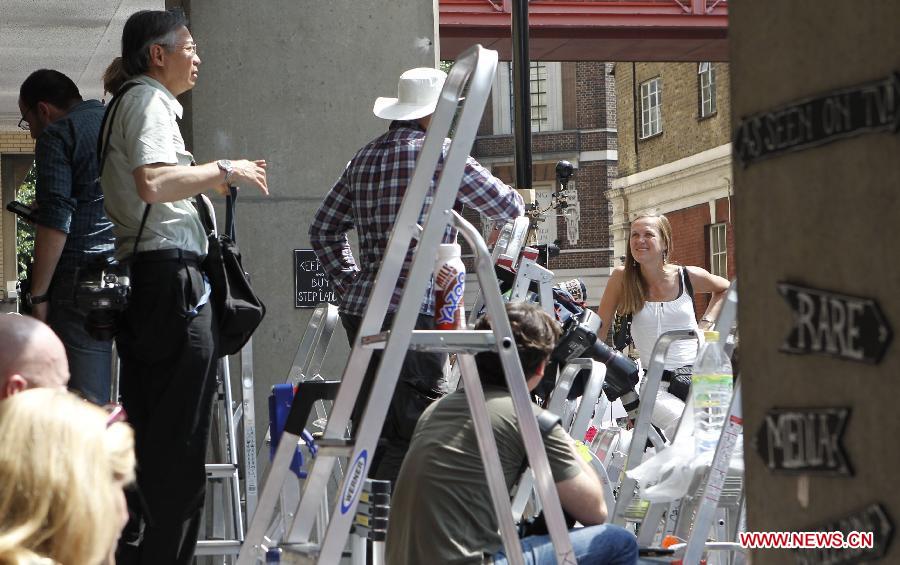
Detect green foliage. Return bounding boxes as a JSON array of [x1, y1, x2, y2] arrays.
[[15, 164, 36, 281]]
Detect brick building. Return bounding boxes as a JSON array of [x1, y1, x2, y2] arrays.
[[0, 130, 35, 303], [607, 62, 735, 318], [465, 61, 618, 308]]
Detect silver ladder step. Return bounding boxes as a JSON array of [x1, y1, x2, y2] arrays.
[[315, 438, 355, 457], [205, 463, 239, 479], [361, 329, 500, 353], [195, 539, 242, 555]]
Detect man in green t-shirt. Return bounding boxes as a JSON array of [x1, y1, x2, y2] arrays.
[[387, 302, 638, 564]]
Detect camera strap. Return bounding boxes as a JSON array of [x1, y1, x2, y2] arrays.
[[97, 81, 141, 177], [96, 80, 150, 259], [194, 186, 238, 242]]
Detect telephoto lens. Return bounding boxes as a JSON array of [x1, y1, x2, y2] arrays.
[[549, 308, 640, 401], [590, 338, 639, 400]]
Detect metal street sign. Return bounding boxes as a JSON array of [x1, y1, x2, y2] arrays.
[[294, 249, 335, 308], [755, 407, 851, 476], [735, 72, 900, 167], [778, 282, 892, 364], [795, 503, 894, 565]]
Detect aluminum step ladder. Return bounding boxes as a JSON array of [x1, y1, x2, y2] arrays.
[[196, 338, 260, 559], [259, 303, 344, 551], [237, 44, 575, 565], [257, 303, 340, 478], [612, 329, 699, 526], [623, 282, 746, 564]]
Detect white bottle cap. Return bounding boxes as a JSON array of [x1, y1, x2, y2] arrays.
[[436, 243, 462, 261]]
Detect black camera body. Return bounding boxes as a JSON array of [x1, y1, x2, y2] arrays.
[[552, 308, 602, 365], [6, 200, 37, 223], [75, 256, 130, 340], [550, 307, 640, 403]]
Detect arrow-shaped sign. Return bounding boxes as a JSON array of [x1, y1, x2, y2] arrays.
[[735, 72, 900, 167], [795, 503, 894, 564], [755, 407, 852, 476], [778, 282, 892, 364]]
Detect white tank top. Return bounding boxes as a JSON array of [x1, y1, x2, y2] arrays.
[[630, 267, 701, 371]]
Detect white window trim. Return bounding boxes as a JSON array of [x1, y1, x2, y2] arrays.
[[709, 222, 727, 278], [492, 62, 563, 135], [698, 63, 717, 118], [639, 77, 662, 139]]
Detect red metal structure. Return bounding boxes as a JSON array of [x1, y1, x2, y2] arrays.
[[439, 0, 728, 61]]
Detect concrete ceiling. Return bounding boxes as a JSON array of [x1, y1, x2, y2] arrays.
[[0, 0, 162, 131]]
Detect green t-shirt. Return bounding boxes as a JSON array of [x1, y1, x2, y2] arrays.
[[386, 386, 581, 565]]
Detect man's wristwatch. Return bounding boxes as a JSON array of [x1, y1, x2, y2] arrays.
[[217, 159, 234, 186], [25, 292, 49, 307]]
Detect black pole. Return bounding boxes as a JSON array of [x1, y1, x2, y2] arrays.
[[511, 0, 532, 191]]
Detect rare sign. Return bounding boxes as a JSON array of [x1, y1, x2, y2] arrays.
[[778, 282, 892, 364], [734, 72, 900, 167], [755, 407, 851, 476], [294, 249, 335, 308], [795, 503, 894, 565]]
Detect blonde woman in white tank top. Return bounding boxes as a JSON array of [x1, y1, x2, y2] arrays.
[[597, 215, 729, 438]]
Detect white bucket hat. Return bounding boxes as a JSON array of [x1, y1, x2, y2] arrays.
[[373, 67, 447, 121]]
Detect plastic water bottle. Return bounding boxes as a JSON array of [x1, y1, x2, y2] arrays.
[[434, 243, 465, 330], [691, 330, 733, 455]]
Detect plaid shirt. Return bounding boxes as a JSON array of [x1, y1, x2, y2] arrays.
[[309, 120, 524, 316], [34, 99, 114, 275]]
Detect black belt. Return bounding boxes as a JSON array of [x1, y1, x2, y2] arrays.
[[130, 248, 202, 264]]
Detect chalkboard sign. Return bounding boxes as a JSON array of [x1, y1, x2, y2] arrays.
[[755, 407, 852, 476], [795, 503, 894, 565], [294, 249, 335, 308]]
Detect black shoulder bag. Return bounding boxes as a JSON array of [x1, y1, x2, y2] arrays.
[[195, 187, 266, 356]]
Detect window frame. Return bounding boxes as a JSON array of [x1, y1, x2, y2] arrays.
[[698, 62, 717, 119], [492, 62, 563, 135], [639, 77, 662, 139], [709, 222, 727, 278]]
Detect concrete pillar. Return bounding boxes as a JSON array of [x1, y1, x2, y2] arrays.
[[732, 1, 900, 562], [183, 0, 438, 443]]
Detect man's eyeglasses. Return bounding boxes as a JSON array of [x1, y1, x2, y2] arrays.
[[163, 42, 198, 55], [17, 106, 33, 131]]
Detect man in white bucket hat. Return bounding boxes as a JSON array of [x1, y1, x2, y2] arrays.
[[309, 67, 524, 483]]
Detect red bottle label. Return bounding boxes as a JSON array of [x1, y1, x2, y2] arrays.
[[435, 264, 465, 330]]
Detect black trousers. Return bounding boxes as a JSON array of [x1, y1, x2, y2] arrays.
[[340, 312, 445, 484], [115, 255, 218, 565]]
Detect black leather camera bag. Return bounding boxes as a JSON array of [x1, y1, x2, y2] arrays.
[[195, 189, 266, 356]]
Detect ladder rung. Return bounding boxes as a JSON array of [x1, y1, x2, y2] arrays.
[[194, 539, 242, 555], [361, 330, 502, 353], [205, 463, 238, 478], [280, 542, 320, 556], [315, 438, 355, 457]]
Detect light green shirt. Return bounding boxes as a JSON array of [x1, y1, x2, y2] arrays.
[[100, 75, 207, 259], [386, 386, 582, 565]]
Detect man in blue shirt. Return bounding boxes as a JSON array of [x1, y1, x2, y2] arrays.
[[18, 69, 115, 404]]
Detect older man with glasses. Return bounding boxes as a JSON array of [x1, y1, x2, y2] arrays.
[[17, 69, 115, 405], [98, 9, 268, 565]]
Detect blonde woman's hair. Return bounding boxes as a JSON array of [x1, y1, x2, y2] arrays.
[[621, 214, 675, 315], [0, 389, 135, 565]]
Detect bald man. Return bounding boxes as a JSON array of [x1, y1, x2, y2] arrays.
[[0, 314, 70, 399]]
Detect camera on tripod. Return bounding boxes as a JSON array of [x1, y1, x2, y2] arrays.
[[75, 255, 131, 340]]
